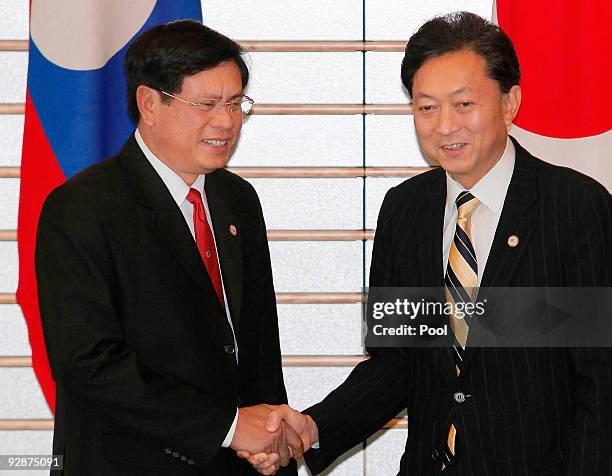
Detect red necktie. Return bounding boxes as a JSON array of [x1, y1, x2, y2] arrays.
[[186, 188, 225, 309]]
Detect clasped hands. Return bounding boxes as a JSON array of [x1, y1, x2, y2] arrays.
[[230, 404, 318, 475]]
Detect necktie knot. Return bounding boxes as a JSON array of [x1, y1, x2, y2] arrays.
[[186, 188, 203, 206], [186, 188, 205, 221], [455, 191, 480, 220]]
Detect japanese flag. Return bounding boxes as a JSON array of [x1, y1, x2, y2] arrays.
[[495, 0, 611, 192]]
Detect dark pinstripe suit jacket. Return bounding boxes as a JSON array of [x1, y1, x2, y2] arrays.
[[304, 137, 612, 475]]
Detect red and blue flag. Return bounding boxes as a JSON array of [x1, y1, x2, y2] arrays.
[[18, 0, 203, 412]]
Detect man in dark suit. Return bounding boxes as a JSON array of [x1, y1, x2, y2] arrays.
[[242, 12, 612, 475], [35, 20, 300, 475]]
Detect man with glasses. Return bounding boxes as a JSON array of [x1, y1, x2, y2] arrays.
[[35, 20, 299, 475]]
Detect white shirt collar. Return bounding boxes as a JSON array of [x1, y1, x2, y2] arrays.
[[445, 137, 515, 214], [134, 128, 205, 206]]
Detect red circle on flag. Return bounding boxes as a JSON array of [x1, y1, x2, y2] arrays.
[[497, 0, 611, 138]]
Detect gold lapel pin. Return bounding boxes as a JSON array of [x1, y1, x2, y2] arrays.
[[229, 225, 237, 236], [507, 235, 519, 247]]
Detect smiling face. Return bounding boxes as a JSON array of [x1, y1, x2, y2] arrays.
[[137, 60, 244, 185], [412, 49, 521, 189]]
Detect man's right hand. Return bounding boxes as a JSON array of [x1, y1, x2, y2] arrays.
[[236, 404, 319, 475], [230, 404, 304, 472]]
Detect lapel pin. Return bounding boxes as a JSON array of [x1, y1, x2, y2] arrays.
[[229, 225, 237, 236], [507, 235, 519, 247]]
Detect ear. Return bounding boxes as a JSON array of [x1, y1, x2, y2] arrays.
[[502, 85, 521, 126], [136, 85, 159, 126]]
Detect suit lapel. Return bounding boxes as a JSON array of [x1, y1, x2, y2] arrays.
[[464, 138, 538, 360], [424, 172, 447, 287], [423, 172, 458, 383], [151, 209, 217, 296], [387, 169, 457, 384], [393, 169, 446, 286], [205, 171, 243, 327], [119, 135, 222, 304], [479, 141, 538, 289]]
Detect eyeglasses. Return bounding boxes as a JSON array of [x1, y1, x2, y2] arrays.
[[159, 90, 254, 117]]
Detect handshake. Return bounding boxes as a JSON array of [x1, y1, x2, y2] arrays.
[[230, 404, 318, 475]]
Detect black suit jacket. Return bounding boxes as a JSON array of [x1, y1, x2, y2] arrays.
[[304, 137, 612, 475], [35, 135, 297, 475]]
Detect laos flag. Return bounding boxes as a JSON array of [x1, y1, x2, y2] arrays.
[[18, 0, 203, 412], [495, 0, 612, 192]]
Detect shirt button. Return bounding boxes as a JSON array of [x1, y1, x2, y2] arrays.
[[224, 345, 235, 354], [205, 250, 212, 258], [454, 391, 466, 403]]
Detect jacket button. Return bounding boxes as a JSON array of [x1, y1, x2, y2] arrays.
[[164, 448, 172, 454], [454, 391, 466, 403], [431, 449, 439, 461], [188, 459, 195, 465], [172, 452, 179, 458], [180, 455, 187, 461], [224, 345, 235, 354]]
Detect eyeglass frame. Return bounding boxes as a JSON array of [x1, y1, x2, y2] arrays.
[[158, 90, 255, 117]]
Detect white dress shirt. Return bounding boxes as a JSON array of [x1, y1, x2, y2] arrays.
[[135, 129, 239, 447], [442, 137, 516, 285]]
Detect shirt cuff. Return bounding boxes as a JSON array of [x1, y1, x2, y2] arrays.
[[221, 408, 239, 448], [311, 442, 320, 449]]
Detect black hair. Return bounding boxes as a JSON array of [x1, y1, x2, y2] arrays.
[[401, 11, 520, 98], [124, 20, 248, 124]]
